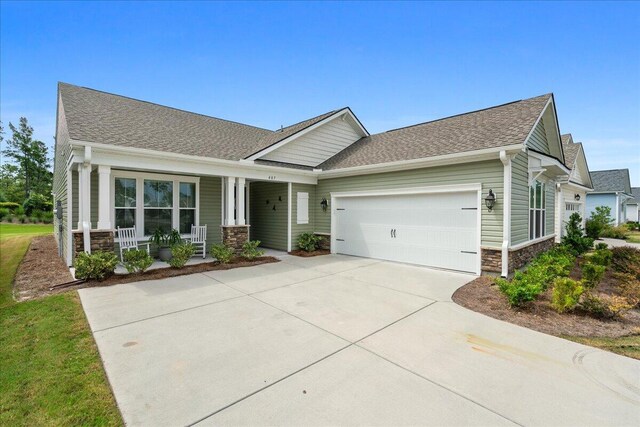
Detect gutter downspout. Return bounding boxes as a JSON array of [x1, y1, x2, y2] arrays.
[[500, 150, 514, 278]]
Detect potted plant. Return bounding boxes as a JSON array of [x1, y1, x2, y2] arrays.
[[150, 228, 182, 261]]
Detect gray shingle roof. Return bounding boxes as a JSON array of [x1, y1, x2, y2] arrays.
[[561, 134, 581, 169], [629, 187, 640, 204], [59, 82, 275, 161], [319, 94, 552, 170], [590, 169, 632, 194]]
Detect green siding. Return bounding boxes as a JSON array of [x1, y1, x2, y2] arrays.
[[527, 120, 550, 153], [90, 171, 98, 228], [511, 152, 529, 245], [52, 94, 72, 263], [291, 183, 316, 250], [546, 182, 555, 236], [199, 176, 222, 246], [250, 182, 288, 250], [314, 160, 504, 247]]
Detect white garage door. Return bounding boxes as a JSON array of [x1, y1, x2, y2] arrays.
[[334, 191, 479, 273]]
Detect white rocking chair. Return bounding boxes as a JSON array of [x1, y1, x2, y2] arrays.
[[188, 225, 207, 258], [116, 226, 150, 262]]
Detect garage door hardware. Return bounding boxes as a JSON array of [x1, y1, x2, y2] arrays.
[[337, 208, 346, 211], [336, 238, 345, 241], [461, 207, 477, 210], [390, 229, 397, 238], [460, 251, 477, 254]]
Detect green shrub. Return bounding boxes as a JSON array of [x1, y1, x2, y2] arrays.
[[626, 221, 640, 231], [588, 248, 613, 267], [211, 244, 234, 264], [594, 242, 609, 251], [585, 219, 602, 240], [551, 277, 584, 313], [29, 216, 39, 224], [123, 249, 154, 273], [23, 193, 52, 216], [74, 251, 118, 281], [297, 232, 322, 252], [241, 240, 264, 260], [561, 213, 593, 255], [600, 225, 629, 239], [611, 246, 640, 279], [496, 275, 544, 307], [581, 262, 606, 289], [18, 215, 26, 223], [615, 273, 640, 307], [168, 243, 196, 268], [0, 201, 20, 212], [42, 211, 54, 223], [0, 208, 9, 220]]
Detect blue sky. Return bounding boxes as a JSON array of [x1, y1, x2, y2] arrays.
[[1, 1, 639, 185]]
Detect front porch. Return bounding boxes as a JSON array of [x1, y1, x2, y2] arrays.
[[63, 146, 317, 265]]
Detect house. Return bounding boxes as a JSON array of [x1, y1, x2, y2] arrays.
[[586, 169, 633, 226], [53, 83, 573, 277], [556, 134, 593, 238], [625, 187, 639, 222]]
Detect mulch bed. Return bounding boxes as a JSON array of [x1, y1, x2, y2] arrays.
[[13, 236, 279, 300], [288, 249, 330, 257], [14, 236, 74, 301], [452, 276, 640, 339]]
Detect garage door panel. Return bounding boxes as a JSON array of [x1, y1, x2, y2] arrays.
[[334, 191, 478, 273]]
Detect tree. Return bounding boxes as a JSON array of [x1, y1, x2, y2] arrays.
[[1, 117, 52, 199]]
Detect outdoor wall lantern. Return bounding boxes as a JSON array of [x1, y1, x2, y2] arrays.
[[485, 189, 496, 211], [320, 198, 328, 212], [574, 193, 581, 201]]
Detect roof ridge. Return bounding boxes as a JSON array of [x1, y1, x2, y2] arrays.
[[591, 168, 630, 173], [276, 107, 342, 132], [57, 81, 273, 133], [379, 93, 551, 135]]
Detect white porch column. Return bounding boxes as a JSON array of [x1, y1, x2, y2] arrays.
[[76, 163, 84, 230], [555, 183, 563, 242], [236, 177, 246, 225], [499, 151, 514, 278], [225, 176, 236, 225], [97, 165, 112, 229]]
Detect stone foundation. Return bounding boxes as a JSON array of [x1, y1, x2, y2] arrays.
[[315, 233, 331, 251], [221, 225, 250, 254], [73, 230, 115, 257], [481, 236, 556, 275]]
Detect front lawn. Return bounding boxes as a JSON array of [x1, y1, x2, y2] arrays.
[[564, 335, 640, 360], [627, 230, 640, 244], [0, 224, 122, 426]]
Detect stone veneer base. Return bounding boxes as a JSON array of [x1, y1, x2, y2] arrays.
[[481, 235, 556, 276], [72, 230, 115, 258], [221, 225, 250, 254]]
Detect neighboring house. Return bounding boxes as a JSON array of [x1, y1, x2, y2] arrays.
[[626, 187, 639, 222], [586, 169, 633, 226], [53, 83, 572, 277], [556, 134, 593, 238]]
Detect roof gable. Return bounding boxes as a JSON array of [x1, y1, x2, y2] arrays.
[[247, 108, 368, 167], [591, 169, 632, 194], [524, 96, 564, 162], [561, 134, 592, 188]]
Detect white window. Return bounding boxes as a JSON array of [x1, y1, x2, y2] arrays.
[[114, 177, 136, 229], [529, 180, 546, 240], [113, 172, 199, 237], [297, 192, 309, 224]]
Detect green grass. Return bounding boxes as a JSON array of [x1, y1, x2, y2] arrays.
[[565, 335, 640, 360], [626, 230, 640, 244], [0, 224, 122, 426]]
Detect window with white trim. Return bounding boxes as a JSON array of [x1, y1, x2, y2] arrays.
[[297, 192, 309, 224], [179, 182, 196, 233], [144, 179, 173, 235], [529, 180, 546, 240], [114, 178, 136, 229]]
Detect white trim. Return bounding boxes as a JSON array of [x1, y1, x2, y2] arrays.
[[246, 181, 251, 239], [329, 183, 482, 275], [527, 149, 571, 175], [287, 182, 292, 252], [296, 191, 309, 224], [97, 165, 112, 229], [319, 145, 524, 179], [66, 166, 73, 266], [111, 170, 200, 239], [330, 183, 482, 199], [509, 234, 556, 252], [237, 177, 246, 225], [246, 108, 368, 161], [225, 177, 236, 226], [500, 151, 514, 277], [73, 140, 317, 184]]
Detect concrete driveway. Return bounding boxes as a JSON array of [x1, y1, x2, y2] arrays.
[[79, 255, 640, 426]]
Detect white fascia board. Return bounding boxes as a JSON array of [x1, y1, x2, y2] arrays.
[[561, 181, 594, 192], [71, 140, 317, 184], [319, 144, 524, 179], [245, 108, 367, 161], [527, 150, 571, 175], [330, 183, 482, 198]]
